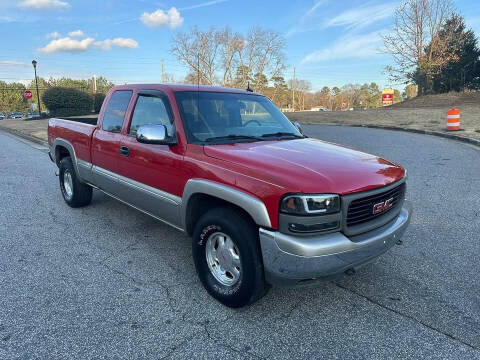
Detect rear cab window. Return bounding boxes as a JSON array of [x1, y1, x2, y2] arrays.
[[102, 90, 133, 132]]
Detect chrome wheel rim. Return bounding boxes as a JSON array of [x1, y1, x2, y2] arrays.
[[63, 170, 73, 199], [205, 232, 241, 286]]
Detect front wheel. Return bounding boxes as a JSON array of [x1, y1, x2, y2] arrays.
[[59, 156, 92, 208], [192, 207, 269, 308]]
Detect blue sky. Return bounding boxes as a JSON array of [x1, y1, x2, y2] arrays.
[[1, 0, 479, 91]]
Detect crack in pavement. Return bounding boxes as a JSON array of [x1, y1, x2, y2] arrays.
[[158, 333, 197, 360], [98, 261, 265, 359], [201, 320, 267, 360], [333, 281, 479, 351]]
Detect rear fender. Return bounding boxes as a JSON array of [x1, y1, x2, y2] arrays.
[[52, 138, 81, 178]]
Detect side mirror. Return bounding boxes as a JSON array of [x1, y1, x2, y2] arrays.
[[293, 121, 304, 135], [136, 124, 176, 145]]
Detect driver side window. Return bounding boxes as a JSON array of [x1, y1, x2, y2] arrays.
[[129, 94, 175, 137]]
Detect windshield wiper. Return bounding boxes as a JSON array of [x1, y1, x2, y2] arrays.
[[204, 134, 262, 142], [260, 132, 305, 139]]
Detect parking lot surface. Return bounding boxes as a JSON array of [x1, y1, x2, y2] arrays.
[[0, 126, 479, 359]]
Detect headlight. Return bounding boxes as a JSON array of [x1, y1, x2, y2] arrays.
[[280, 194, 340, 215]]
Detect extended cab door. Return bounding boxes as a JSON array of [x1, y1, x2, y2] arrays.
[[115, 90, 185, 228], [91, 90, 133, 194]]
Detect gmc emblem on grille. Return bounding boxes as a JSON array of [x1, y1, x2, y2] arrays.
[[372, 197, 394, 214]]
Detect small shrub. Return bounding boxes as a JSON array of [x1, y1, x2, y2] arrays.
[[42, 87, 92, 117]]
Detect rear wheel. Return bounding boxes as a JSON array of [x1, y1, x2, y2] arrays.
[[59, 156, 92, 207], [192, 207, 269, 308]]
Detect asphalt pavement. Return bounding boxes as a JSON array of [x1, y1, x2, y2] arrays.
[[0, 126, 479, 359]]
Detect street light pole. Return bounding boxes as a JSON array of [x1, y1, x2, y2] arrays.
[[32, 60, 42, 117]]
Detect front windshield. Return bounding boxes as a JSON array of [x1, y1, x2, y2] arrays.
[[174, 91, 302, 144]]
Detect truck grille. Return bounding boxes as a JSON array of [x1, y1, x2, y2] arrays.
[[346, 183, 406, 227]]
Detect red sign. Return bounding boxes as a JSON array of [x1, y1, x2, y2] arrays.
[[24, 90, 33, 100], [382, 94, 393, 101]]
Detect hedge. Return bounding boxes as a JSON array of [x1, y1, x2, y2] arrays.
[[42, 87, 93, 117], [93, 93, 106, 113]]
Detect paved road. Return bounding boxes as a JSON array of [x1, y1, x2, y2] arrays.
[[0, 126, 479, 359]]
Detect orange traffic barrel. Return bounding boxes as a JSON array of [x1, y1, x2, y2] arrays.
[[446, 108, 460, 131]]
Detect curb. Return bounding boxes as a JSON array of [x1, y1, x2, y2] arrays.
[[0, 124, 49, 148], [298, 122, 480, 148]]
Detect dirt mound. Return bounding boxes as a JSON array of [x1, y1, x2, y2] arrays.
[[390, 92, 480, 109]]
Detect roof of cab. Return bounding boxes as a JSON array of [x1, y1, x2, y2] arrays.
[[111, 83, 260, 95]]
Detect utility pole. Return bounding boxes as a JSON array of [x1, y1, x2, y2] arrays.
[[161, 59, 165, 83], [92, 74, 97, 94], [292, 67, 296, 111], [92, 74, 97, 113]]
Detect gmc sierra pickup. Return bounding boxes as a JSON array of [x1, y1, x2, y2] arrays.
[[48, 84, 412, 308]]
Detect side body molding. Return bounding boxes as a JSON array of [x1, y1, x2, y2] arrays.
[[181, 179, 272, 230]]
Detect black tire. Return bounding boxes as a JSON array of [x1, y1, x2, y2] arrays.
[[59, 156, 92, 208], [192, 207, 269, 308]]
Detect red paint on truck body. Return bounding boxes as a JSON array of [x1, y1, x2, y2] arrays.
[[48, 84, 406, 230]]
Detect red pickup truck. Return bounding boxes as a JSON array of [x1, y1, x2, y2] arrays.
[[48, 84, 412, 307]]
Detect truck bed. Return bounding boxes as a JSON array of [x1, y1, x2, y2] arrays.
[[62, 115, 98, 126], [48, 117, 97, 163]]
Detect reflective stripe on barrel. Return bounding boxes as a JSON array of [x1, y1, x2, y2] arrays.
[[446, 108, 460, 131]]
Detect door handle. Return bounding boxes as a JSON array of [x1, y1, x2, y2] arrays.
[[120, 146, 130, 157]]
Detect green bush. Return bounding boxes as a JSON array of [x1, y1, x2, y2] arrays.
[[93, 93, 106, 113], [42, 87, 93, 117]]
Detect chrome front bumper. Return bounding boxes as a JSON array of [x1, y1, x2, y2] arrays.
[[259, 201, 412, 286]]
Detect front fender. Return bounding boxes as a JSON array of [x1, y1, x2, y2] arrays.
[[181, 179, 272, 230]]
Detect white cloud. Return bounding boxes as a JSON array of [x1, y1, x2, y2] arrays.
[[68, 30, 84, 37], [39, 37, 95, 53], [141, 7, 183, 28], [301, 31, 383, 64], [0, 16, 15, 23], [286, 0, 328, 37], [18, 0, 70, 10], [287, 1, 395, 37], [47, 31, 61, 39], [0, 61, 29, 67], [39, 36, 138, 53], [324, 3, 395, 30], [94, 38, 139, 50], [178, 0, 228, 11]]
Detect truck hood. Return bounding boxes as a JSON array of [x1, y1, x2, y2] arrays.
[[203, 138, 405, 194]]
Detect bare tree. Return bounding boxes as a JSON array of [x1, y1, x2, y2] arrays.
[[236, 27, 286, 89], [171, 27, 221, 85], [383, 0, 454, 94], [218, 27, 245, 86], [171, 26, 286, 91], [295, 79, 312, 110]]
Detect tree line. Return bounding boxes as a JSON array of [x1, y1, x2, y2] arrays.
[[383, 0, 480, 95], [0, 77, 114, 114], [170, 26, 404, 110]]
